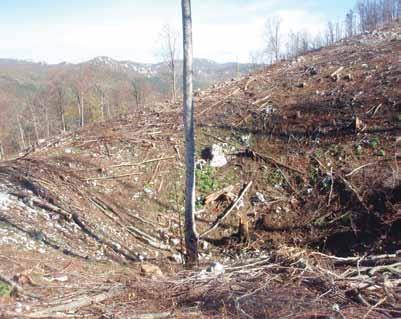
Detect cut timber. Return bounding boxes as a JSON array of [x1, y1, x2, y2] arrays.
[[253, 151, 305, 175], [25, 285, 124, 318], [252, 94, 271, 106], [128, 226, 171, 251], [200, 181, 252, 238], [330, 66, 344, 80], [127, 312, 200, 319], [127, 313, 173, 319], [82, 172, 142, 181], [198, 88, 240, 115], [205, 185, 235, 204], [100, 156, 175, 170]]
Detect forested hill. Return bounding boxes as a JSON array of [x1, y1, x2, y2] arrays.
[[0, 57, 256, 156]]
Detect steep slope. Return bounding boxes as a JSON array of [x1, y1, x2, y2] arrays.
[[0, 24, 400, 318]]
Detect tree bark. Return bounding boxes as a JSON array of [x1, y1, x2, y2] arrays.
[[0, 142, 4, 160], [17, 117, 26, 151], [29, 103, 39, 142], [57, 87, 66, 132], [44, 104, 50, 138], [171, 59, 177, 103], [81, 93, 85, 127], [182, 0, 198, 265]]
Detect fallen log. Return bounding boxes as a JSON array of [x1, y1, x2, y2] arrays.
[[24, 285, 124, 318]]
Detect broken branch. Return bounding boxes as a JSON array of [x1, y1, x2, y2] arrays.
[[200, 181, 252, 238]]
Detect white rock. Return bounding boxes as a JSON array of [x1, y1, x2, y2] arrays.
[[170, 238, 180, 246], [0, 192, 10, 207], [200, 240, 209, 250], [209, 145, 228, 168], [206, 261, 225, 275], [196, 159, 207, 169], [251, 192, 266, 205], [170, 253, 184, 264]]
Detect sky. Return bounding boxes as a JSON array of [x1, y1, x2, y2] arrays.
[[0, 0, 354, 64]]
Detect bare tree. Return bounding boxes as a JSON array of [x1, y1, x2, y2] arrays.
[[285, 30, 305, 58], [396, 0, 401, 18], [326, 21, 335, 45], [249, 50, 265, 70], [160, 24, 180, 103], [357, 0, 380, 31], [181, 0, 198, 265], [345, 10, 356, 38], [131, 79, 147, 109], [382, 0, 394, 23], [27, 100, 40, 143], [286, 30, 299, 59], [312, 32, 324, 49], [16, 116, 26, 151], [263, 16, 282, 63], [335, 21, 343, 42], [34, 90, 51, 138], [72, 66, 93, 128], [94, 84, 110, 121], [0, 142, 4, 161], [55, 85, 67, 132]]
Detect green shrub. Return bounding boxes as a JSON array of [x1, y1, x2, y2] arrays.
[[264, 168, 284, 186], [0, 281, 12, 297], [196, 166, 218, 193], [369, 137, 380, 149]]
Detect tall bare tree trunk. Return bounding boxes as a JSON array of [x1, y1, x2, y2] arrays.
[[17, 117, 26, 151], [81, 94, 85, 127], [56, 87, 66, 132], [0, 142, 4, 160], [44, 105, 50, 138], [100, 92, 105, 121], [61, 110, 66, 132], [29, 103, 39, 142], [172, 60, 177, 103], [182, 0, 198, 265]]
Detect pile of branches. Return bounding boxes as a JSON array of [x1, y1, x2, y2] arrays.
[[164, 246, 401, 319]]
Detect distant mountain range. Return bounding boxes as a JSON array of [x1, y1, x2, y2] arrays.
[[85, 56, 255, 80], [0, 56, 257, 92]]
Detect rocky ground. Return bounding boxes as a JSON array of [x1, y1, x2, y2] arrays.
[[0, 24, 400, 318]]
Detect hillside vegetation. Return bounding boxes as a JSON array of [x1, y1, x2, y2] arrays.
[[0, 57, 255, 157]]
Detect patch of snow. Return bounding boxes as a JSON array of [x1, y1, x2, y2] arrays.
[[0, 191, 10, 207]]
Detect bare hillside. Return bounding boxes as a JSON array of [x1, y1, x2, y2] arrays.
[[0, 24, 400, 318]]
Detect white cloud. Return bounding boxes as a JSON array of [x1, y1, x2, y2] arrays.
[[0, 2, 329, 64], [277, 9, 326, 35]]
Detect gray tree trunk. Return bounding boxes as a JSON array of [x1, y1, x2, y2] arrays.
[[61, 109, 66, 132], [0, 142, 4, 161], [29, 103, 39, 142], [81, 93, 85, 127], [57, 87, 66, 132], [17, 117, 26, 151], [44, 104, 50, 138], [181, 0, 198, 265], [172, 62, 177, 103]]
